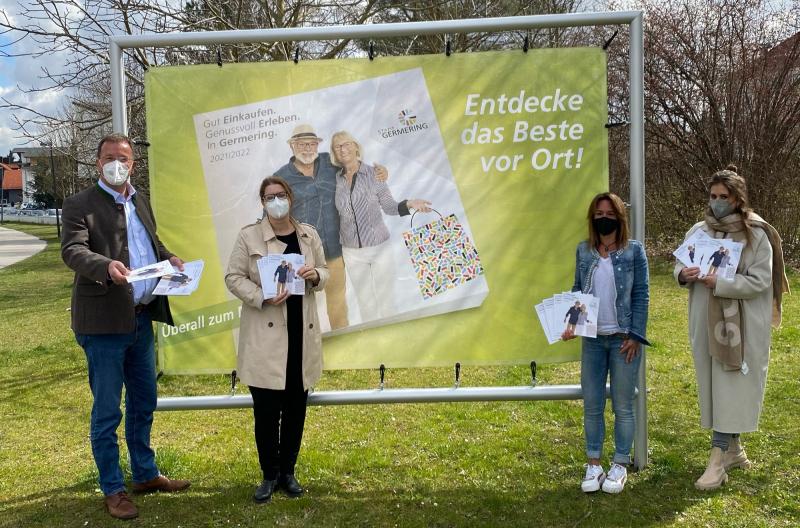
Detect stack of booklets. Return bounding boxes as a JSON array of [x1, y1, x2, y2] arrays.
[[535, 292, 599, 344], [673, 229, 742, 281]]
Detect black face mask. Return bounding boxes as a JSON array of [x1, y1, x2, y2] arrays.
[[593, 217, 620, 236]]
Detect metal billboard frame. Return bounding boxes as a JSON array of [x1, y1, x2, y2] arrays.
[[109, 11, 647, 469]]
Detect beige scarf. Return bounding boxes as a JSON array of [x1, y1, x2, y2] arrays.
[[704, 212, 790, 371]]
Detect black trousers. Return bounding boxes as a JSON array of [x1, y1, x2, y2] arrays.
[[249, 385, 308, 480]]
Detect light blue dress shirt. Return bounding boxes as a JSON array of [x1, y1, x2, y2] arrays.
[[98, 179, 159, 305]]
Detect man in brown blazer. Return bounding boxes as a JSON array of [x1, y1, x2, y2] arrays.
[[61, 133, 190, 520]]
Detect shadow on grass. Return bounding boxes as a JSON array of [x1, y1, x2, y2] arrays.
[[0, 367, 84, 402], [0, 465, 714, 528]]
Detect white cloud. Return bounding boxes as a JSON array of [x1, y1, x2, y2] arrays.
[[0, 0, 73, 154]]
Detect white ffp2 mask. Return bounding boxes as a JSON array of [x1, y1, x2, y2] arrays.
[[265, 197, 290, 219], [103, 160, 129, 186]]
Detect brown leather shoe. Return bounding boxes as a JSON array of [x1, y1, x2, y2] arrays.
[[132, 475, 191, 494], [105, 491, 138, 520]]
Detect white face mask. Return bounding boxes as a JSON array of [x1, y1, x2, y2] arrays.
[[102, 160, 129, 186], [264, 197, 290, 219]]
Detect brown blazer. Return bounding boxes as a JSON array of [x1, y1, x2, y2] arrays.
[[61, 184, 175, 334]]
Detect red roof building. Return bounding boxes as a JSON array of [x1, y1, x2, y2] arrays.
[[1, 162, 23, 205]]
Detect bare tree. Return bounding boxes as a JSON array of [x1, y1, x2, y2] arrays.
[[596, 0, 800, 258], [2, 0, 597, 192], [638, 0, 800, 255], [0, 0, 389, 191], [362, 0, 587, 56]]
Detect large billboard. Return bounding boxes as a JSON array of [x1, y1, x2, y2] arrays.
[[145, 48, 608, 373]]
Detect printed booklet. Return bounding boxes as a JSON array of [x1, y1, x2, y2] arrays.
[[153, 260, 204, 296], [257, 253, 306, 299], [673, 229, 742, 281], [126, 260, 175, 283], [535, 291, 599, 344]]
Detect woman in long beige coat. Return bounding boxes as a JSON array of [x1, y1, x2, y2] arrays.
[[225, 176, 329, 503], [675, 166, 788, 491]]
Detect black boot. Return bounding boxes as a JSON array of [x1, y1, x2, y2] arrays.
[[253, 479, 278, 503], [278, 474, 304, 497]]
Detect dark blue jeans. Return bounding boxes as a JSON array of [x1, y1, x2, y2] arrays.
[[76, 311, 160, 495], [581, 334, 641, 465]]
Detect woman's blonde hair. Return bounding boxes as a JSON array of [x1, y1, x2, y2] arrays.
[[587, 192, 629, 250], [329, 130, 363, 167]]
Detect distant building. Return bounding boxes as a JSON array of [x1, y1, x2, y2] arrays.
[[0, 161, 23, 205], [11, 147, 51, 204], [10, 147, 75, 204]]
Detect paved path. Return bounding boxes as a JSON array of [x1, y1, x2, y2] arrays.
[[0, 225, 47, 269]]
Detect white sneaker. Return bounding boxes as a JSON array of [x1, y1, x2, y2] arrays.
[[581, 464, 606, 493], [602, 463, 628, 494]]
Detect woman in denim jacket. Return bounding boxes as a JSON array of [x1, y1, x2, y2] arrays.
[[563, 192, 650, 494]]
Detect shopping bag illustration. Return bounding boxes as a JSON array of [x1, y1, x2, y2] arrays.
[[402, 211, 484, 299]]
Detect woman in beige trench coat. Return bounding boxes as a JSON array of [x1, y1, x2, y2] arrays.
[[675, 166, 789, 491], [225, 176, 329, 503]]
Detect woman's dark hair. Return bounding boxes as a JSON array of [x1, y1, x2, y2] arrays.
[[259, 176, 295, 205], [587, 192, 629, 249]]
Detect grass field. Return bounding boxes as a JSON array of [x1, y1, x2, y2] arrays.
[[0, 223, 798, 527]]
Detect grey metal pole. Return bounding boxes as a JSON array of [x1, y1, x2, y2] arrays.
[[109, 42, 127, 134], [108, 11, 649, 469], [109, 13, 643, 143], [0, 162, 4, 223], [629, 12, 648, 471], [156, 384, 627, 411], [109, 11, 642, 49], [49, 146, 61, 238], [42, 142, 61, 238]]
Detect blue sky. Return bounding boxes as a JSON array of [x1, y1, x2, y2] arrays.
[[0, 35, 14, 85], [0, 31, 19, 156], [0, 0, 67, 157]]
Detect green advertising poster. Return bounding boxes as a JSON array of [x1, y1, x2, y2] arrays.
[[145, 48, 608, 373]]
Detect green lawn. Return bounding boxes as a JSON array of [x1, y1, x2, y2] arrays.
[[0, 224, 798, 527]]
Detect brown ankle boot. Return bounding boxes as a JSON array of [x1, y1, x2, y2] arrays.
[[723, 437, 752, 471], [695, 447, 728, 491]]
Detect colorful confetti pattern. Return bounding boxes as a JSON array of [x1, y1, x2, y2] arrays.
[[402, 214, 484, 299]]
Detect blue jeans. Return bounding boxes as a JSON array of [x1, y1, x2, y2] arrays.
[[76, 312, 160, 495], [581, 335, 641, 465]]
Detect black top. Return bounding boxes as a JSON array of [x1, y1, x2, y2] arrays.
[[565, 306, 582, 324], [710, 249, 725, 266], [276, 231, 304, 391]]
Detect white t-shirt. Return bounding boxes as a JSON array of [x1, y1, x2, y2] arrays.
[[592, 256, 622, 335]]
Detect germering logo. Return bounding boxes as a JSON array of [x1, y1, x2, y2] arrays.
[[379, 108, 429, 140], [398, 109, 417, 126]]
